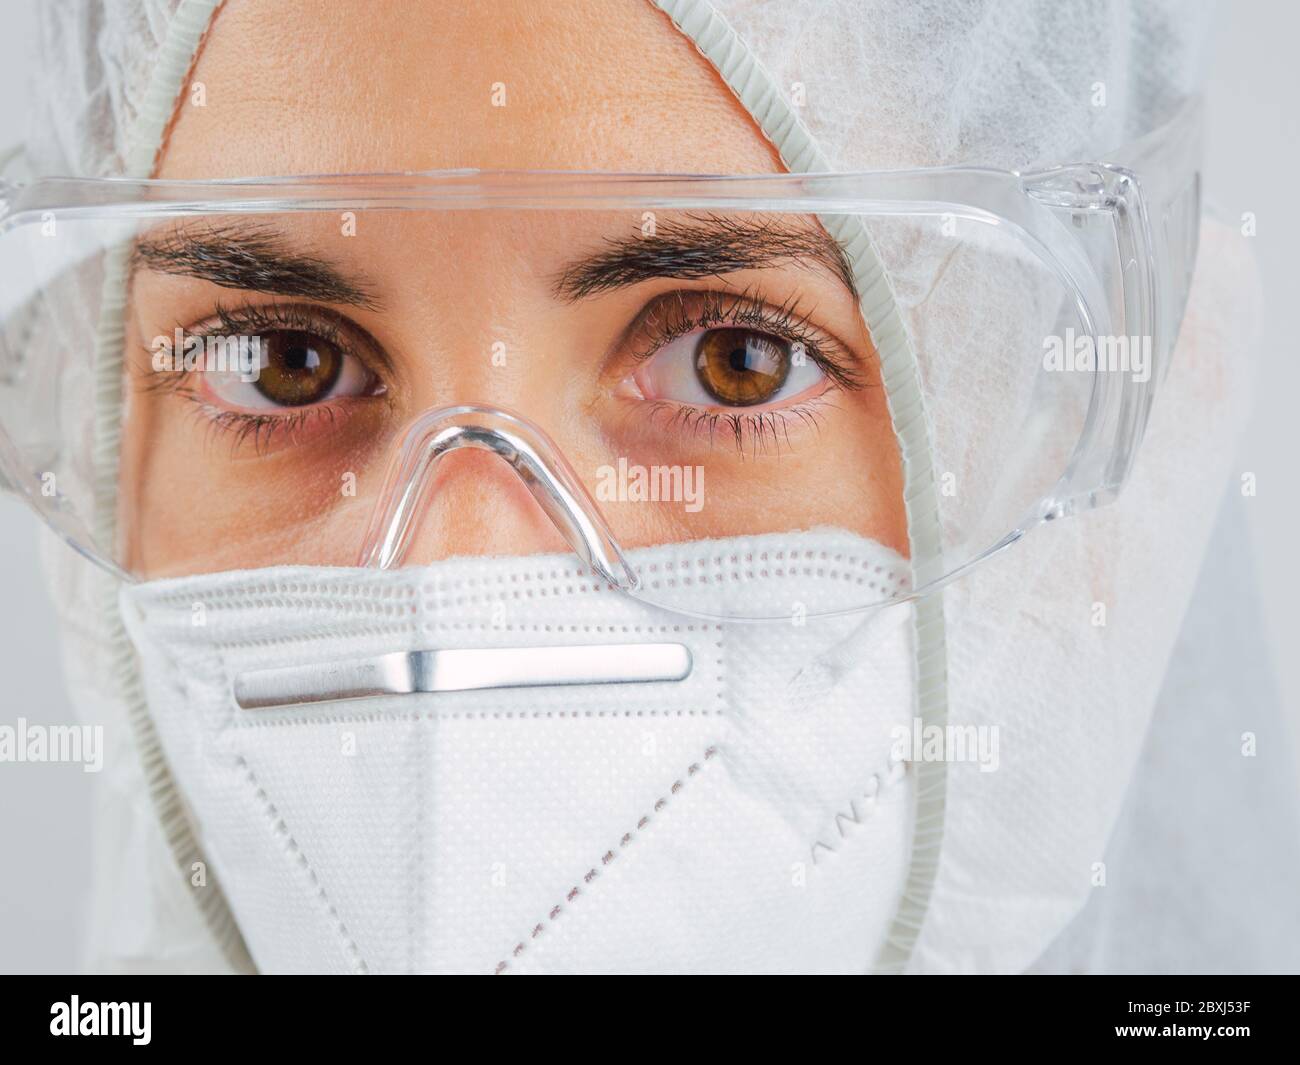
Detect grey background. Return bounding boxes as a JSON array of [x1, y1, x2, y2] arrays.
[[0, 1, 1297, 973]]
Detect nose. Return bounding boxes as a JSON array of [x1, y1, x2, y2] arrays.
[[397, 447, 568, 563], [357, 405, 635, 589]]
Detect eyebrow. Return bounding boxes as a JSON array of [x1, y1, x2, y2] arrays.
[[131, 222, 380, 309], [554, 214, 857, 301]]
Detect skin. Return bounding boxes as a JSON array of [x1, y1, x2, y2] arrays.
[[118, 0, 907, 576]]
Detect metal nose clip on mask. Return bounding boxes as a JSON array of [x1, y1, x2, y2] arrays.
[[356, 405, 638, 591], [233, 405, 690, 711]]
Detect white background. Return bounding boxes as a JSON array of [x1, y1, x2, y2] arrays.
[[1, 1, 1297, 972]]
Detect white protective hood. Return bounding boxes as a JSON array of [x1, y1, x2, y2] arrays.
[[26, 0, 1298, 974]]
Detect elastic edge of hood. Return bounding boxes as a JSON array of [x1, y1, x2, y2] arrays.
[[647, 0, 949, 974]]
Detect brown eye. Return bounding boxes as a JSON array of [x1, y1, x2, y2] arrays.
[[694, 328, 790, 406], [253, 330, 344, 407]]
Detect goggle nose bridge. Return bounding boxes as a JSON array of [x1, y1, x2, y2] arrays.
[[357, 405, 638, 592]]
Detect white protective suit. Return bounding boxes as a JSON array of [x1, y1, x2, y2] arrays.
[[23, 0, 1300, 974]]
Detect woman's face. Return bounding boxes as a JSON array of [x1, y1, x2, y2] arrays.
[[118, 0, 906, 577]]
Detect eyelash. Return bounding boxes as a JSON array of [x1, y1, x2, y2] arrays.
[[641, 399, 845, 457], [144, 290, 866, 458], [209, 300, 351, 349], [631, 288, 862, 386], [628, 288, 866, 455], [141, 300, 384, 455], [203, 403, 342, 455]]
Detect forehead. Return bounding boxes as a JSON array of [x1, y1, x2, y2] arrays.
[[157, 0, 781, 178]]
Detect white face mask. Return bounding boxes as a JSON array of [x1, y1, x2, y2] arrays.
[[119, 530, 918, 974]]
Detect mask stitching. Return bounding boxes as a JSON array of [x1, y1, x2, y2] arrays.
[[140, 619, 723, 654], [235, 755, 369, 975], [492, 745, 908, 974], [152, 623, 418, 653], [440, 563, 907, 606], [133, 546, 906, 609], [140, 581, 421, 603], [232, 707, 728, 728], [492, 746, 719, 976], [131, 597, 418, 619]]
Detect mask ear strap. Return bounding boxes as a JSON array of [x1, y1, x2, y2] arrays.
[[357, 404, 637, 592]]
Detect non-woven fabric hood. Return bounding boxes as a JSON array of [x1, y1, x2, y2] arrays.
[[25, 0, 1269, 974]]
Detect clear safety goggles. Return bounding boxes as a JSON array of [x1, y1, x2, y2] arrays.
[[0, 104, 1201, 621]]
